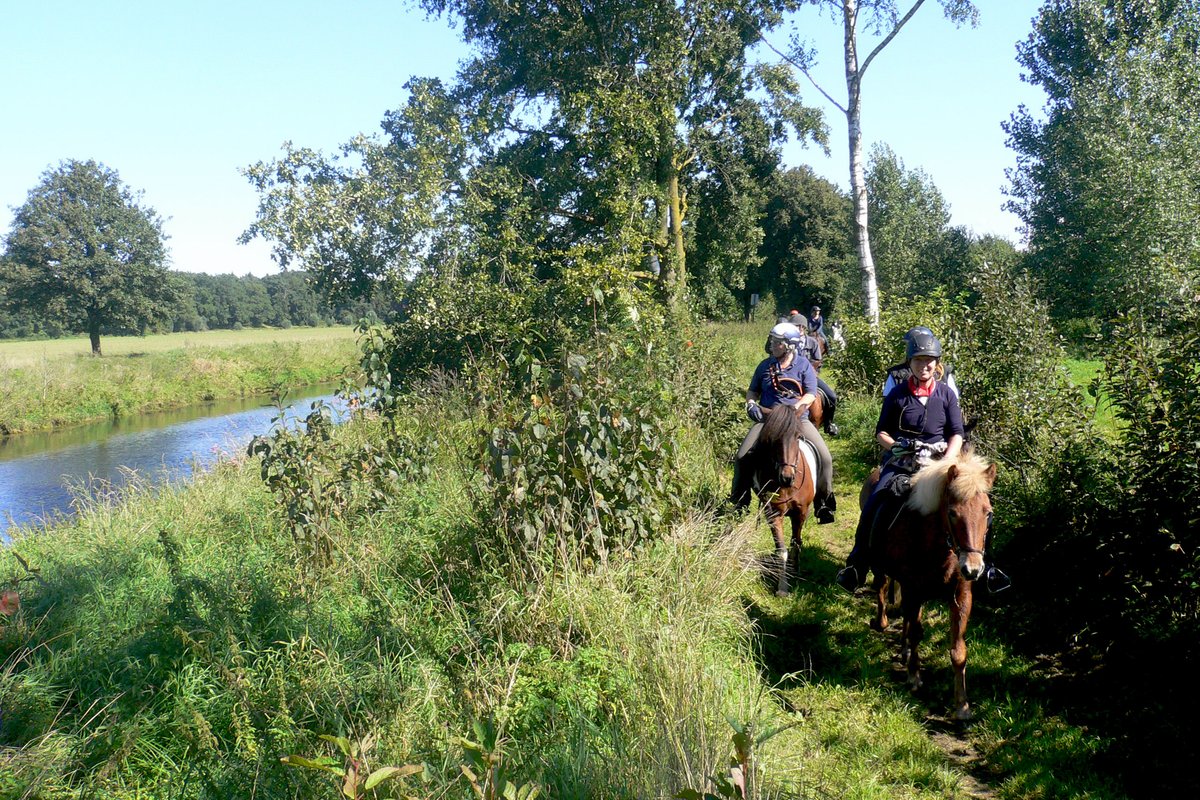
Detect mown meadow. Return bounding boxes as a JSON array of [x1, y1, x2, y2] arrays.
[[0, 327, 359, 434], [0, 310, 1146, 800]]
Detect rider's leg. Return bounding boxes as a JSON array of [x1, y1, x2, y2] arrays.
[[836, 463, 901, 592], [817, 378, 839, 436], [729, 423, 764, 511], [798, 419, 835, 523]]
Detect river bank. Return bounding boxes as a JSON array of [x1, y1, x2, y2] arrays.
[[0, 327, 359, 435]]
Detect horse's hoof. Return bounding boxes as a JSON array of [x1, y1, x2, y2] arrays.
[[869, 618, 887, 632], [775, 588, 790, 598], [908, 675, 923, 692], [953, 705, 973, 721]]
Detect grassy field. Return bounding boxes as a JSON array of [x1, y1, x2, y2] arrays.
[[0, 326, 359, 368], [0, 327, 360, 434], [0, 323, 1133, 800]]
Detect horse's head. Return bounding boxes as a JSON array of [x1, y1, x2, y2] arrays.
[[759, 402, 805, 487], [909, 454, 997, 582]]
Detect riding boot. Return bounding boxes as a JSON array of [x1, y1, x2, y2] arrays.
[[729, 456, 753, 512], [836, 501, 874, 593], [816, 491, 836, 524]]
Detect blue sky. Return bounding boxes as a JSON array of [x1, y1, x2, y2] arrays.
[[1, 1, 1045, 277]]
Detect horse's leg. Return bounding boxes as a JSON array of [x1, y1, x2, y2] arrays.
[[950, 581, 975, 720], [786, 508, 804, 583], [870, 572, 889, 631], [769, 509, 790, 596], [902, 597, 924, 692]]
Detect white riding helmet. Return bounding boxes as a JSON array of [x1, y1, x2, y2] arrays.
[[766, 322, 804, 353]]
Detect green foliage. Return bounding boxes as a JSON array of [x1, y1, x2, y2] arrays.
[[676, 715, 799, 800], [1007, 0, 1200, 328], [459, 718, 543, 800], [866, 143, 971, 299], [482, 336, 682, 566], [755, 166, 853, 319], [0, 159, 180, 354], [830, 291, 961, 399], [280, 734, 426, 799], [1098, 308, 1200, 630]]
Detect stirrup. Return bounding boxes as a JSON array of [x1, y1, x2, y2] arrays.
[[825, 422, 839, 437], [835, 565, 860, 594], [985, 566, 1012, 594]]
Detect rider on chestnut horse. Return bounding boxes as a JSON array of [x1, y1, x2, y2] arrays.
[[730, 322, 836, 524], [838, 327, 1009, 593]]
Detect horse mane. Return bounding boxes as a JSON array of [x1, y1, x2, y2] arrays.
[[760, 403, 805, 447], [906, 452, 994, 516]]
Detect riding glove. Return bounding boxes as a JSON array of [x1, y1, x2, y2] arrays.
[[746, 401, 764, 423]]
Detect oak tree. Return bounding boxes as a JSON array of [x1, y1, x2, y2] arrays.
[[1, 160, 179, 355]]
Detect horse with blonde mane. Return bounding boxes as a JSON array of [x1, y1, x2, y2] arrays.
[[866, 451, 996, 720]]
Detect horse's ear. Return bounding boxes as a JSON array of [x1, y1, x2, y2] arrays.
[[985, 462, 997, 485], [945, 464, 959, 486]]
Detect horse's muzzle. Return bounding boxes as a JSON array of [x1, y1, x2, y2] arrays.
[[779, 466, 795, 487], [958, 553, 985, 582]]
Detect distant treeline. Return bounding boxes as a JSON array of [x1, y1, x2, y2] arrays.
[[0, 270, 391, 340]]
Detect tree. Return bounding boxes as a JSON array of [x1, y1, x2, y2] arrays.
[[1, 160, 179, 355], [1005, 0, 1200, 332], [767, 0, 978, 323], [757, 165, 854, 316], [244, 1, 825, 319], [866, 143, 953, 298]]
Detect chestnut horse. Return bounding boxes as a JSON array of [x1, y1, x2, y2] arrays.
[[866, 452, 996, 720], [753, 403, 817, 596]]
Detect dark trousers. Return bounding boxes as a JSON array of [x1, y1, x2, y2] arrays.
[[817, 378, 837, 429]]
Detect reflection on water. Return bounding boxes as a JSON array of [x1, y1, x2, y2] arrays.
[[0, 387, 345, 537]]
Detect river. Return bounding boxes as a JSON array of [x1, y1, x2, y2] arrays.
[[0, 386, 343, 537]]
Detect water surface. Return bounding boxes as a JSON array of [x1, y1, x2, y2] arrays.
[[0, 387, 343, 536]]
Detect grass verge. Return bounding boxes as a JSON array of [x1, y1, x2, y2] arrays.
[[0, 327, 359, 434]]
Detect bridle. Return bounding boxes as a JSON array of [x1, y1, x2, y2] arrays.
[[942, 507, 990, 558]]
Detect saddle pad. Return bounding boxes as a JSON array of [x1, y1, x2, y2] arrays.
[[796, 437, 819, 486]]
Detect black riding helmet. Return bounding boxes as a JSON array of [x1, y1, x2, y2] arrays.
[[905, 327, 942, 361]]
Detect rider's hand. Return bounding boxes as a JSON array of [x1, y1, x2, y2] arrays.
[[890, 437, 914, 456], [746, 401, 764, 423]]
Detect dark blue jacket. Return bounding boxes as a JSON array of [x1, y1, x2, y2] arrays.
[[750, 355, 818, 418], [876, 380, 963, 444]]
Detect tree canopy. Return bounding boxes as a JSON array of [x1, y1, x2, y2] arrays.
[[244, 0, 826, 339], [771, 0, 978, 323], [1006, 0, 1200, 332], [1, 160, 179, 354]]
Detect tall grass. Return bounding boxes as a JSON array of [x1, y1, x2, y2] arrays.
[[0, 331, 358, 434]]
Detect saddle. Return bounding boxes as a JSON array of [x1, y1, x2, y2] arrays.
[[866, 463, 915, 550]]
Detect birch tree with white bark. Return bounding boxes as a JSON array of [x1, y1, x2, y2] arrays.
[[766, 0, 978, 324]]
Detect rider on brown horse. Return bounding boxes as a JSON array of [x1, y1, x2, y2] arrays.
[[789, 314, 839, 437], [838, 328, 1009, 593], [730, 322, 836, 523], [837, 328, 964, 592]]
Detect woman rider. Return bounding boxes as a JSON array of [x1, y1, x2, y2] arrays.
[[836, 328, 962, 592], [730, 322, 836, 523]]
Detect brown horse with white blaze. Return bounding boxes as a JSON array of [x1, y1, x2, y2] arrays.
[[753, 403, 816, 596], [868, 452, 996, 720]]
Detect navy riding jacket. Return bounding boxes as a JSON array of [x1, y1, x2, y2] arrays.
[[876, 380, 963, 444], [750, 355, 818, 418]]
